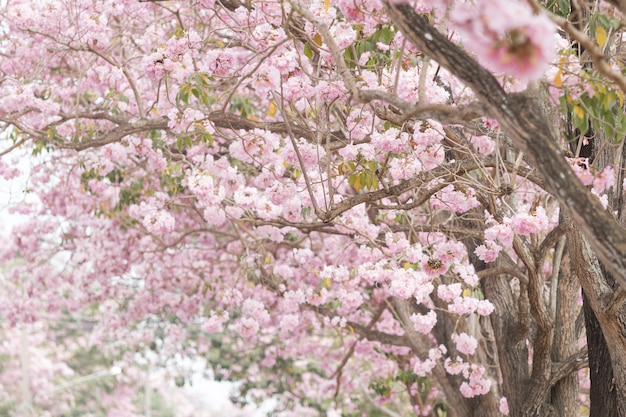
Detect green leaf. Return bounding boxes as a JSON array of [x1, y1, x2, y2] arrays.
[[304, 43, 313, 59]]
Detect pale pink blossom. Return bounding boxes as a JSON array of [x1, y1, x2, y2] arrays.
[[593, 166, 615, 194], [437, 283, 463, 303], [476, 300, 495, 316], [452, 332, 478, 355], [142, 210, 175, 235], [448, 296, 479, 315], [235, 317, 260, 338], [413, 358, 436, 377], [475, 240, 502, 263], [459, 365, 492, 398], [500, 397, 510, 415], [410, 311, 437, 334], [510, 207, 549, 236], [444, 357, 468, 375], [485, 223, 514, 248], [279, 314, 299, 333], [451, 0, 556, 82]]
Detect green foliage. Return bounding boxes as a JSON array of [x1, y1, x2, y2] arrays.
[[176, 72, 216, 108], [562, 78, 626, 144], [542, 0, 570, 17], [230, 95, 256, 119], [344, 159, 379, 191], [343, 25, 395, 69]]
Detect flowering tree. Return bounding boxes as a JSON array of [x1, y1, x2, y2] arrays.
[[3, 0, 626, 416]]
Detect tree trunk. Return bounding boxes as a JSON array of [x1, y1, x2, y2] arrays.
[[550, 242, 580, 417], [569, 231, 626, 416], [583, 291, 619, 417]]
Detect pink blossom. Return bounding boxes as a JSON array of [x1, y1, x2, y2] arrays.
[[371, 128, 409, 153], [279, 314, 299, 333], [235, 317, 260, 338], [460, 365, 492, 398], [452, 332, 478, 355], [142, 210, 175, 235], [500, 397, 510, 415], [469, 135, 495, 155], [476, 300, 495, 316], [444, 357, 468, 375], [510, 207, 548, 236], [242, 298, 270, 325], [448, 296, 479, 315], [203, 311, 228, 333], [337, 289, 365, 313], [413, 358, 436, 377], [593, 166, 615, 194], [475, 240, 502, 263], [410, 310, 437, 334], [437, 283, 463, 303], [485, 223, 514, 248], [451, 0, 556, 82]]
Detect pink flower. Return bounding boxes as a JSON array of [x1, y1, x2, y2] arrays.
[[451, 0, 556, 82], [448, 296, 479, 315], [459, 365, 492, 398], [469, 135, 495, 155], [500, 397, 510, 415], [413, 358, 436, 377], [437, 283, 463, 303], [593, 166, 615, 194], [452, 332, 478, 355], [475, 240, 502, 263], [338, 290, 364, 313], [242, 298, 270, 325], [444, 357, 468, 375], [279, 314, 299, 333], [485, 223, 514, 248], [235, 317, 259, 338], [142, 210, 175, 235], [203, 311, 228, 333], [477, 300, 495, 316], [410, 311, 437, 334], [510, 207, 548, 236]]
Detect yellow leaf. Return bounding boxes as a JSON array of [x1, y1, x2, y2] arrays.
[[572, 105, 585, 119], [268, 101, 277, 117], [313, 33, 323, 47], [553, 70, 562, 88], [265, 255, 272, 264], [323, 277, 332, 288], [324, 0, 330, 10], [596, 25, 608, 49], [462, 288, 472, 297]]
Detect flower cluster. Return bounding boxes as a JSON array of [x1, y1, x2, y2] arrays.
[[451, 0, 556, 81]]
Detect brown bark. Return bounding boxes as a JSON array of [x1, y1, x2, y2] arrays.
[[583, 291, 619, 417], [569, 231, 626, 416], [550, 243, 579, 417], [482, 272, 530, 417]]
